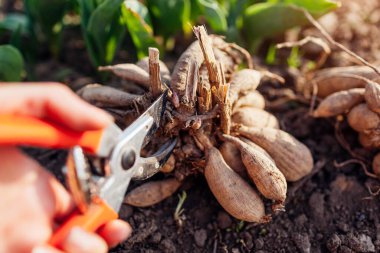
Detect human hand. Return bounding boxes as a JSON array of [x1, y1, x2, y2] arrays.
[[0, 83, 132, 253]]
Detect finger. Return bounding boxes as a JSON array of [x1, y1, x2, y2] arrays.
[[0, 83, 113, 131], [32, 245, 65, 253], [61, 227, 108, 253], [97, 219, 132, 248], [48, 173, 75, 221]]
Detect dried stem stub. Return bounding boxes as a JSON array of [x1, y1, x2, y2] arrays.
[[194, 26, 231, 134], [149, 47, 163, 98]]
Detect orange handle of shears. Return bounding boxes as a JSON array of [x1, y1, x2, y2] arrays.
[[49, 199, 118, 248], [0, 115, 104, 153]]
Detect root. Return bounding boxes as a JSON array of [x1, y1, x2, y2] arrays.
[[276, 36, 331, 70], [300, 8, 380, 78], [365, 181, 380, 196], [334, 120, 366, 161], [334, 159, 377, 179], [308, 80, 319, 116], [172, 105, 219, 123]]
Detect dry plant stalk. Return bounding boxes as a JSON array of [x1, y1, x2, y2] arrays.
[[194, 26, 231, 134], [149, 47, 163, 98]]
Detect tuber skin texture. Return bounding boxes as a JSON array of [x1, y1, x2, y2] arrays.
[[364, 81, 380, 114], [233, 90, 266, 112], [204, 146, 267, 223], [222, 135, 287, 209], [77, 84, 141, 107], [228, 69, 262, 105], [98, 64, 151, 89], [313, 88, 364, 118], [232, 107, 279, 129], [358, 132, 380, 150], [160, 155, 176, 173], [347, 103, 380, 132], [219, 141, 247, 178], [237, 126, 313, 182], [372, 153, 380, 179], [123, 178, 181, 207], [313, 65, 379, 97]]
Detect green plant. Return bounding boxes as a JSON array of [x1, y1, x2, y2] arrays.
[[242, 0, 339, 48], [0, 45, 25, 81], [174, 191, 187, 227], [24, 0, 72, 56], [77, 0, 126, 67]]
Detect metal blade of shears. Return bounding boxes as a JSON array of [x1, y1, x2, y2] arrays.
[[99, 91, 173, 212]]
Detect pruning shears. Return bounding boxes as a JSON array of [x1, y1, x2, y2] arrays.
[[0, 91, 176, 249]]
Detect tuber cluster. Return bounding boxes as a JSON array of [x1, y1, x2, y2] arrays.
[[77, 26, 314, 223], [312, 65, 380, 174]]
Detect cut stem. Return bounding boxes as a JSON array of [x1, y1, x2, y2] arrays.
[[149, 47, 163, 98]]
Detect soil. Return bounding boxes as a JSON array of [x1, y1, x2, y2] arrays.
[[5, 0, 380, 252]]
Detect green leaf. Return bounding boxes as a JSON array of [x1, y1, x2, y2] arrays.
[[242, 1, 339, 42], [76, 0, 126, 67], [0, 14, 30, 36], [24, 0, 69, 36], [122, 0, 160, 59], [0, 45, 24, 81], [283, 0, 339, 15], [87, 0, 125, 65], [197, 0, 227, 32], [147, 0, 191, 38]]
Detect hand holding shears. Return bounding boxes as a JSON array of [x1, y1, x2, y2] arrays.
[[0, 83, 175, 253]]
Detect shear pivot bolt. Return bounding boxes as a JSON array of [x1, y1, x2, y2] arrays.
[[122, 150, 136, 170]]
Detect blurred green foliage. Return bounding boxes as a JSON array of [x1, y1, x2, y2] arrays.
[[0, 45, 24, 81], [0, 0, 339, 76]]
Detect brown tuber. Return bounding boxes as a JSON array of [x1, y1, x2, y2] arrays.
[[347, 103, 380, 132], [237, 126, 313, 182], [219, 141, 247, 178], [358, 132, 380, 150], [364, 81, 380, 114], [222, 135, 287, 210], [204, 146, 267, 222], [313, 65, 379, 97], [228, 69, 262, 105], [232, 90, 266, 112], [124, 178, 181, 207], [232, 107, 279, 129], [313, 88, 364, 118]]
